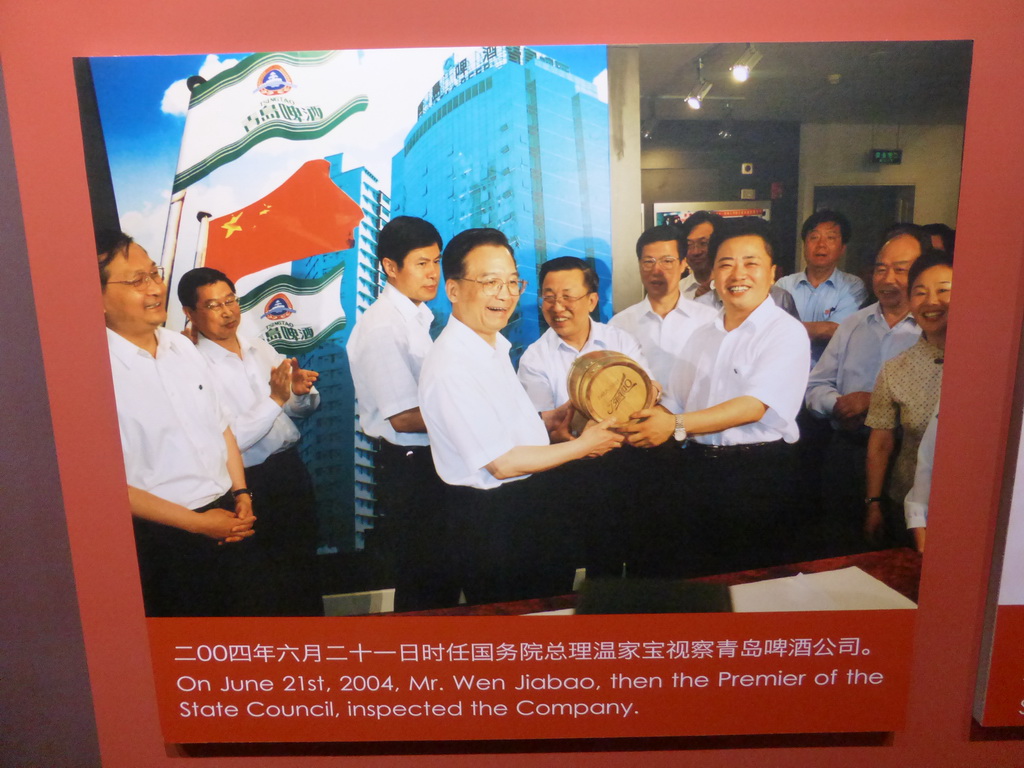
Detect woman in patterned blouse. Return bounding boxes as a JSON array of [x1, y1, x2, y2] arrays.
[[863, 249, 953, 550]]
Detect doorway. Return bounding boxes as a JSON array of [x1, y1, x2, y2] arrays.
[[812, 185, 915, 289]]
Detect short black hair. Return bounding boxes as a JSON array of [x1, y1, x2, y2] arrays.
[[635, 224, 685, 260], [907, 248, 953, 296], [177, 267, 237, 309], [708, 217, 779, 264], [96, 230, 134, 288], [878, 223, 931, 258], [801, 209, 852, 243], [377, 216, 443, 269], [538, 256, 598, 294], [678, 210, 725, 241], [921, 222, 956, 256], [442, 228, 514, 281]]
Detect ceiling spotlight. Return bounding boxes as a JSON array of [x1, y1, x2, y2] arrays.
[[686, 57, 712, 109], [718, 104, 735, 139], [731, 45, 763, 83], [686, 80, 712, 109]]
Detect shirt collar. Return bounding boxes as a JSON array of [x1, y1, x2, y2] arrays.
[[383, 282, 434, 327], [446, 314, 511, 358], [713, 294, 776, 333], [643, 294, 701, 319], [799, 268, 839, 287], [552, 319, 595, 354], [196, 332, 243, 361], [106, 326, 177, 369], [867, 302, 917, 328]]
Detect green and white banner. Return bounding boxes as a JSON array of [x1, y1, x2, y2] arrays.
[[238, 262, 346, 355], [172, 51, 368, 192]]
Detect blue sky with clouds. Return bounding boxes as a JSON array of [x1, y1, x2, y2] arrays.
[[90, 45, 608, 258]]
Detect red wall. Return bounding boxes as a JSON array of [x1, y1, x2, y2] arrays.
[[2, 0, 1023, 765]]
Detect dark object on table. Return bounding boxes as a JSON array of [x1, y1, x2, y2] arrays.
[[575, 577, 733, 614]]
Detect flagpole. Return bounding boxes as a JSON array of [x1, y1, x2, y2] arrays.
[[195, 211, 211, 268], [161, 189, 186, 294]]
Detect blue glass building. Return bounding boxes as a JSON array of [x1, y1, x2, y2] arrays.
[[291, 152, 388, 552], [391, 45, 612, 359]]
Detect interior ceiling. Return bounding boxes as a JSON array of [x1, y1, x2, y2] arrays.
[[635, 41, 972, 126]]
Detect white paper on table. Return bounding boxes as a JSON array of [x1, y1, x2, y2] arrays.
[[729, 566, 918, 613]]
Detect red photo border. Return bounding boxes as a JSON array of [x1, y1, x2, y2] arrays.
[[4, 1, 1024, 765]]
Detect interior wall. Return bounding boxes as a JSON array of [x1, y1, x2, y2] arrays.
[[640, 120, 801, 274], [797, 122, 966, 265], [609, 46, 645, 311]]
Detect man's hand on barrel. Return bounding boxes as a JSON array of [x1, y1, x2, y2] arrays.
[[541, 401, 575, 443], [620, 405, 676, 448], [577, 418, 625, 457]]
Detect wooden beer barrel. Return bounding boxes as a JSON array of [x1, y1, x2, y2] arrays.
[[567, 350, 654, 426]]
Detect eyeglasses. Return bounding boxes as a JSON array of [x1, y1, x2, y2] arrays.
[[639, 257, 679, 271], [686, 237, 710, 251], [459, 277, 527, 296], [541, 292, 590, 306], [107, 267, 165, 291], [201, 296, 239, 312], [807, 232, 842, 243]]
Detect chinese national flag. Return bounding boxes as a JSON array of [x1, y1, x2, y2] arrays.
[[204, 158, 363, 282]]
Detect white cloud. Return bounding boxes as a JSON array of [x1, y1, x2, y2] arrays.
[[119, 200, 168, 257], [593, 69, 608, 103], [161, 54, 241, 116]]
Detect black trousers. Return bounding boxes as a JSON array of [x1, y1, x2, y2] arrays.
[[632, 440, 804, 578], [243, 446, 324, 616], [447, 467, 580, 606], [133, 491, 241, 617], [376, 440, 460, 611]]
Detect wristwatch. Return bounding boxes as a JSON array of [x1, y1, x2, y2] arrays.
[[673, 414, 688, 443], [864, 496, 884, 505], [232, 488, 253, 499]]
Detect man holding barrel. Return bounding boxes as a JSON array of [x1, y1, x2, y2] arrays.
[[518, 256, 648, 412], [622, 217, 811, 577], [419, 228, 623, 604], [517, 255, 652, 578]]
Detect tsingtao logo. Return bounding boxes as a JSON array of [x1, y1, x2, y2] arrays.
[[257, 65, 293, 96], [262, 293, 297, 320]]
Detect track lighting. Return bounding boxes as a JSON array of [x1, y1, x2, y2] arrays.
[[731, 45, 763, 83], [686, 57, 712, 109]]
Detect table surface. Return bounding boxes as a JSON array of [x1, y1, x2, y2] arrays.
[[391, 548, 923, 617]]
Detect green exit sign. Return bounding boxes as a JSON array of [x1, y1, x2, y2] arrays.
[[871, 149, 903, 165]]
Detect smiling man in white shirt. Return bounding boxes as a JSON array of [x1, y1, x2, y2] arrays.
[[518, 256, 647, 411], [623, 218, 810, 577], [99, 232, 254, 617], [179, 267, 323, 616], [420, 228, 623, 604]]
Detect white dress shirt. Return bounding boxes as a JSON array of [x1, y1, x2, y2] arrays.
[[107, 327, 230, 509], [348, 282, 434, 447], [805, 303, 920, 422], [609, 295, 717, 386], [420, 316, 550, 490], [195, 332, 319, 467], [516, 320, 649, 412], [665, 299, 810, 445], [905, 405, 938, 530]]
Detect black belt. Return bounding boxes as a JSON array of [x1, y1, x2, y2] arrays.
[[194, 491, 235, 513], [685, 440, 784, 457], [378, 439, 432, 458]]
